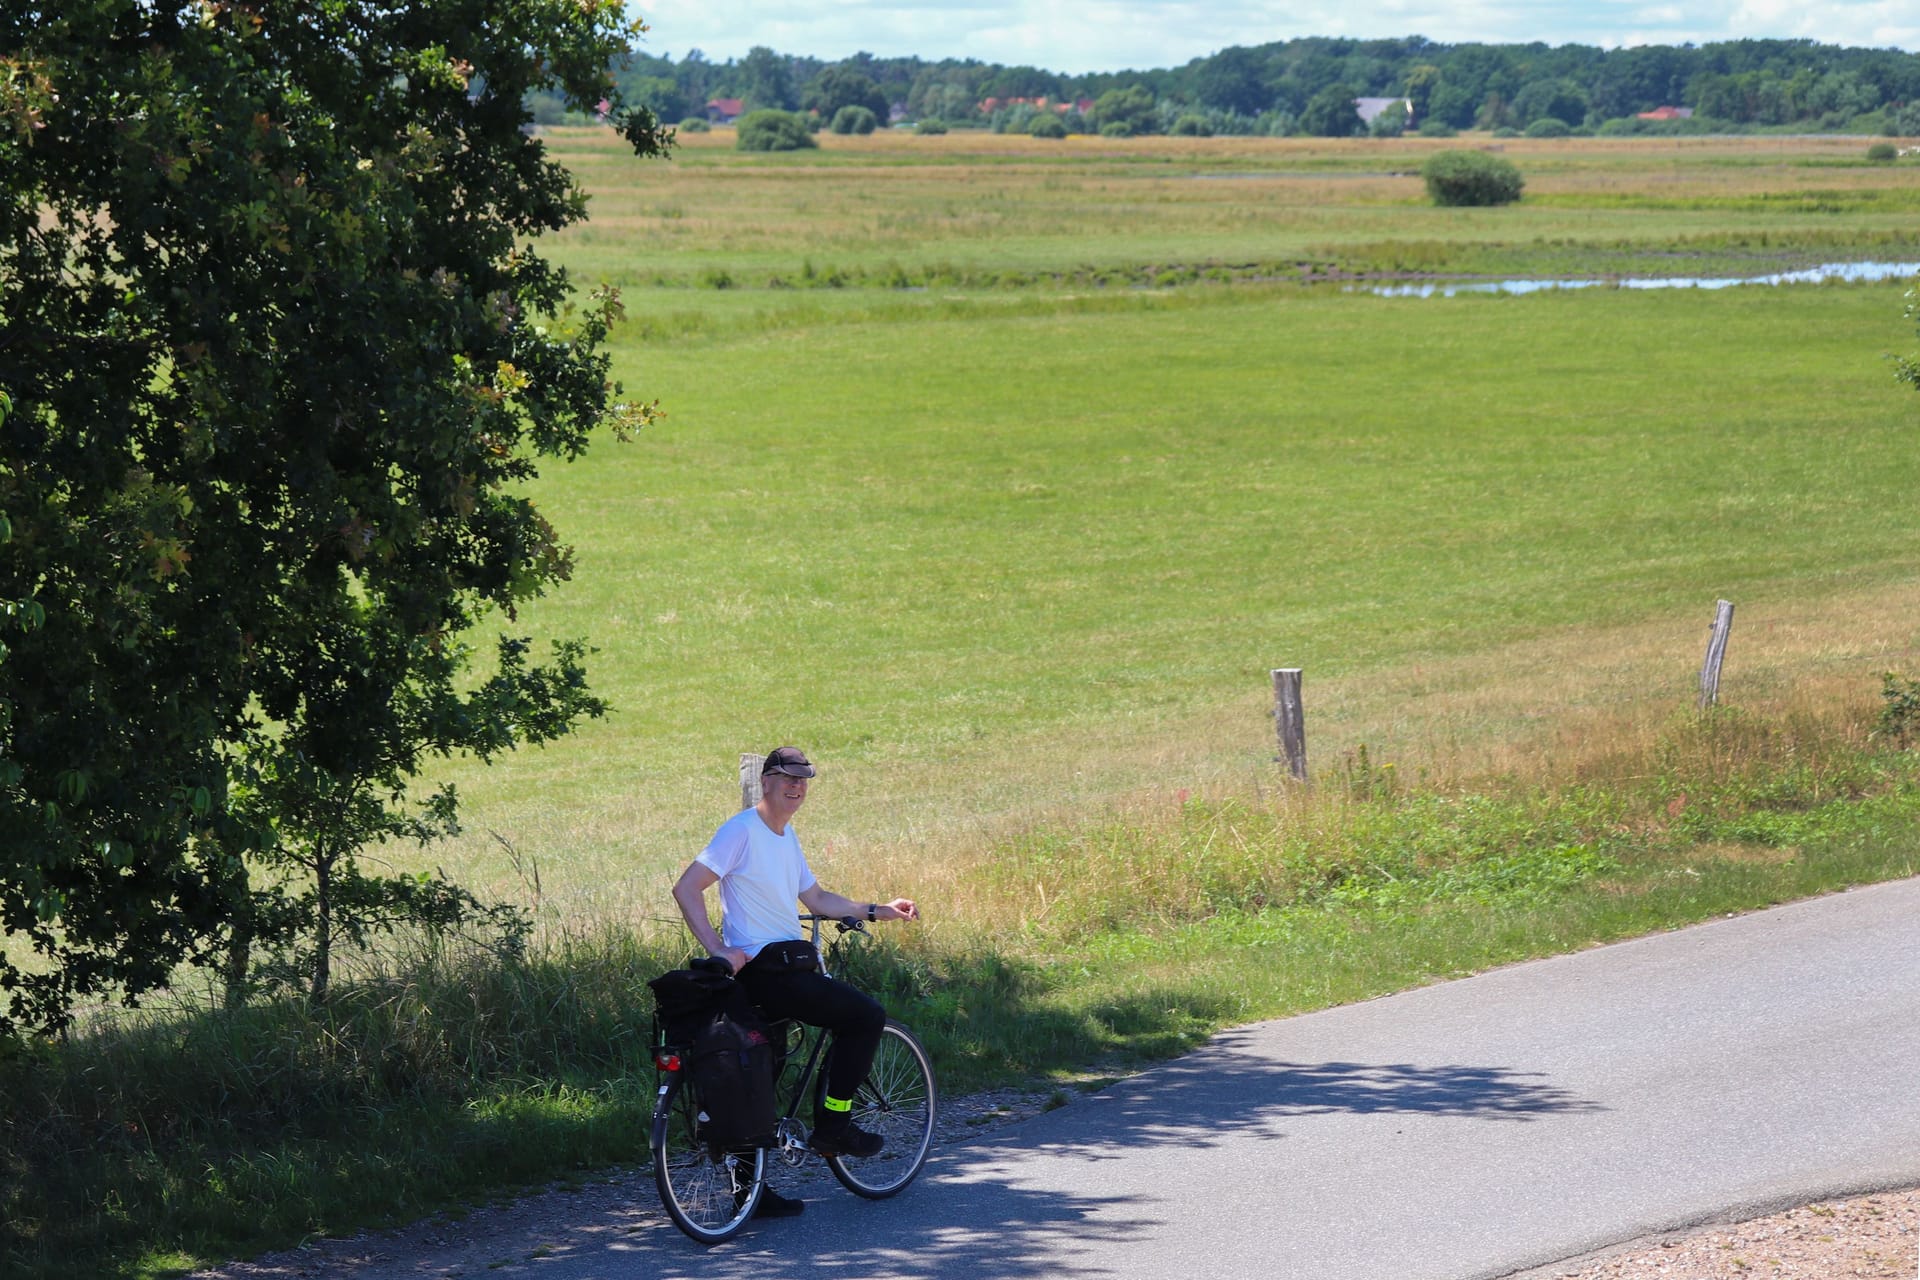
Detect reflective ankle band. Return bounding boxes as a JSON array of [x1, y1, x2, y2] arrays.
[[823, 1095, 853, 1113]]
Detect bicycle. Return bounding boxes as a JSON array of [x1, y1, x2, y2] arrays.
[[649, 913, 938, 1245]]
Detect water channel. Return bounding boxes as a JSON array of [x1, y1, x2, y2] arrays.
[[1357, 259, 1920, 298]]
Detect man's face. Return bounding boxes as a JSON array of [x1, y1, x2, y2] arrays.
[[764, 770, 810, 808]]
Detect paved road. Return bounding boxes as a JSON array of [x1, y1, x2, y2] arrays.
[[206, 877, 1920, 1280]]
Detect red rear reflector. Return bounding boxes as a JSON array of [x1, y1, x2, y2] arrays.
[[654, 1052, 681, 1072]]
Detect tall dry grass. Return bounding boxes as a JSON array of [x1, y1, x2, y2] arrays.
[[816, 576, 1920, 955]]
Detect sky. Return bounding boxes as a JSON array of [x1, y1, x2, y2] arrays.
[[631, 1, 1920, 74]]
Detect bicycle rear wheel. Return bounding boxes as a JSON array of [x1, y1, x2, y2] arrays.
[[651, 1073, 763, 1244], [824, 1019, 937, 1198]]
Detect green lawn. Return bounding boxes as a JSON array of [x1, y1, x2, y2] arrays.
[[428, 275, 1920, 907]]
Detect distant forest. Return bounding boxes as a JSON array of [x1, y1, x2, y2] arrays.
[[534, 35, 1920, 138]]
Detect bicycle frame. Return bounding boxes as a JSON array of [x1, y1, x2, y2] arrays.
[[764, 913, 860, 1167]]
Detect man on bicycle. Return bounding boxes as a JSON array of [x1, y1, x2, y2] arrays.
[[671, 746, 919, 1218]]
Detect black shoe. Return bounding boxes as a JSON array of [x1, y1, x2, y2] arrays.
[[810, 1117, 885, 1158], [751, 1187, 805, 1219]]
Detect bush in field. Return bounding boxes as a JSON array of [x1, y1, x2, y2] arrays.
[[736, 109, 817, 151], [1866, 141, 1898, 163], [831, 105, 879, 135], [1525, 118, 1570, 138], [1492, 126, 1520, 138], [1422, 149, 1525, 206], [914, 118, 948, 135], [1416, 118, 1458, 138], [1170, 114, 1213, 137], [1100, 121, 1132, 137], [678, 116, 711, 133], [1028, 114, 1067, 139]]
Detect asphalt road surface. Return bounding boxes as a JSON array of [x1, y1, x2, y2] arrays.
[[204, 876, 1920, 1280]]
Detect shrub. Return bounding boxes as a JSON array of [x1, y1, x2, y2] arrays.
[[1415, 118, 1458, 138], [1170, 114, 1213, 137], [1100, 121, 1132, 138], [1866, 141, 1899, 163], [831, 105, 879, 135], [1491, 126, 1521, 138], [678, 116, 710, 133], [735, 110, 816, 152], [1028, 114, 1067, 139], [1524, 118, 1570, 138], [913, 118, 948, 135], [1421, 149, 1525, 206]]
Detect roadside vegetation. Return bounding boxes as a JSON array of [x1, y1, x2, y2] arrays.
[[8, 120, 1920, 1279]]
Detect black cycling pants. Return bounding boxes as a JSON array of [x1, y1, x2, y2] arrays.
[[737, 963, 884, 1110]]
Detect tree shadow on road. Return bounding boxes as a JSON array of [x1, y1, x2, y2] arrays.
[[1009, 1026, 1607, 1155], [495, 1169, 1158, 1280]]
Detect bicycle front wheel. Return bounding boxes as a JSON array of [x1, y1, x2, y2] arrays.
[[651, 1073, 762, 1244], [824, 1019, 937, 1199]]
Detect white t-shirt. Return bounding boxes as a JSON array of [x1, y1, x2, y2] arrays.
[[695, 807, 817, 959]]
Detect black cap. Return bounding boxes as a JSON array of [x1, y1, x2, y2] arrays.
[[761, 746, 816, 778]]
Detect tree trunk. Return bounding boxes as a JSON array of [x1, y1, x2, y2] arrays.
[[310, 848, 332, 1007]]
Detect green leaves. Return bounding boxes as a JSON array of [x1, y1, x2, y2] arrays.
[[0, 0, 665, 1029]]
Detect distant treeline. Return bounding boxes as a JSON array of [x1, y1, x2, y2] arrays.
[[536, 36, 1920, 138]]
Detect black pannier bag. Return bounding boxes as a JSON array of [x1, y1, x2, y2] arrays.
[[648, 960, 779, 1150]]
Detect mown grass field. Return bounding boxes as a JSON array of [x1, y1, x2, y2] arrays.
[[423, 128, 1920, 929], [11, 129, 1920, 1280]]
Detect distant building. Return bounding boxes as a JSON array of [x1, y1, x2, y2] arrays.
[[1354, 96, 1414, 126], [1636, 106, 1694, 120], [705, 97, 744, 124]]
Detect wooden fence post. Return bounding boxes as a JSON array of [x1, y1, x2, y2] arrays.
[[1699, 599, 1735, 709], [740, 752, 765, 810], [1272, 668, 1307, 781]]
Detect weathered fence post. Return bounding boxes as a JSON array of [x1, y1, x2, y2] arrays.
[[1699, 599, 1735, 709], [1271, 668, 1307, 781], [740, 752, 765, 810]]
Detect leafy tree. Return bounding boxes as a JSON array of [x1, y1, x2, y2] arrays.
[[1426, 79, 1481, 128], [1091, 85, 1160, 136], [736, 109, 818, 151], [737, 45, 797, 111], [1194, 46, 1271, 116], [0, 0, 663, 1028], [1028, 113, 1068, 139], [805, 67, 891, 123], [1511, 77, 1589, 127], [1403, 64, 1442, 122], [618, 73, 690, 127], [1299, 84, 1363, 136]]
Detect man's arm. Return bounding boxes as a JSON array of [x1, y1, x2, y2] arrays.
[[799, 882, 919, 924], [672, 861, 749, 972]]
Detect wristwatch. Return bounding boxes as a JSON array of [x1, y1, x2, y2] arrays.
[[866, 902, 877, 922]]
